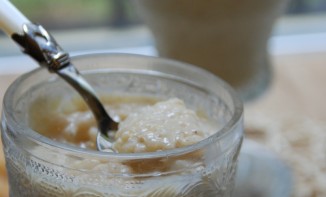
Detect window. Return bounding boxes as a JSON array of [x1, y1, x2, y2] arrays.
[[287, 0, 326, 14]]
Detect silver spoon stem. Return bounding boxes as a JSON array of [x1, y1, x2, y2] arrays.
[[57, 64, 118, 136], [12, 23, 116, 150]]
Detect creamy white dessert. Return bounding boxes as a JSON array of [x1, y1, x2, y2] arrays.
[[113, 98, 215, 153], [1, 93, 238, 197], [18, 95, 225, 196], [27, 95, 219, 175], [30, 95, 216, 154]]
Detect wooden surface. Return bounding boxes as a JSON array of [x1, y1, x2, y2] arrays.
[[0, 51, 325, 197], [246, 51, 326, 122]]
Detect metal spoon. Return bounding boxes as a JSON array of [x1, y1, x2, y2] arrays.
[[0, 0, 117, 151]]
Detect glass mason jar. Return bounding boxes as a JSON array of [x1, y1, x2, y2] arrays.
[[1, 53, 243, 197]]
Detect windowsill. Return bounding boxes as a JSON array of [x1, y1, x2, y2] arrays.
[[0, 26, 155, 57], [1, 13, 326, 74], [274, 13, 326, 35]]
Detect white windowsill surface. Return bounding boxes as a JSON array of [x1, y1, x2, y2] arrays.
[[1, 13, 326, 75], [1, 31, 326, 75]]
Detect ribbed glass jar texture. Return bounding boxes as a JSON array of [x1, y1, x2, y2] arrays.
[[1, 53, 243, 197]]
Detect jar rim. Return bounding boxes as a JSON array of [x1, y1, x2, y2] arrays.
[[3, 53, 243, 160]]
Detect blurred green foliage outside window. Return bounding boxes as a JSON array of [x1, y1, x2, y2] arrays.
[[10, 0, 140, 30], [9, 0, 326, 30]]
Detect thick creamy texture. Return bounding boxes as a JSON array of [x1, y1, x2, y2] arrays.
[[29, 95, 217, 175], [113, 98, 214, 153], [4, 95, 237, 197], [29, 95, 216, 154], [28, 95, 218, 175]]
